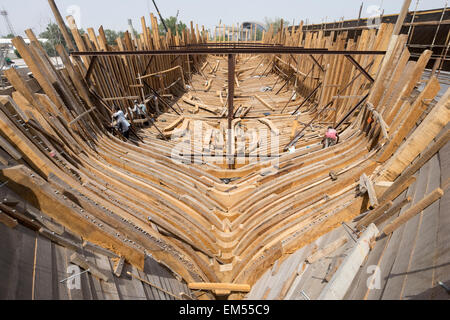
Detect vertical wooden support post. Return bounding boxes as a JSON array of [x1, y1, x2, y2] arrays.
[[377, 0, 411, 82], [393, 0, 412, 36], [227, 54, 235, 168], [48, 0, 76, 51]]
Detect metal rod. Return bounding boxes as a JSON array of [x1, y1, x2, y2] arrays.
[[431, 1, 448, 46], [71, 49, 387, 57], [227, 54, 235, 168], [280, 90, 298, 114], [275, 72, 296, 95], [309, 54, 325, 73], [344, 55, 375, 83], [84, 56, 98, 83], [291, 82, 322, 115], [335, 93, 369, 129], [152, 0, 168, 33], [60, 269, 90, 283], [141, 80, 180, 115], [285, 100, 334, 151]]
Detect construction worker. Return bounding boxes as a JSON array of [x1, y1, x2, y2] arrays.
[[112, 106, 131, 139], [132, 100, 149, 126], [322, 126, 339, 148], [149, 94, 161, 115]]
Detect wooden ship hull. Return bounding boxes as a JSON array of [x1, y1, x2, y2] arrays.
[[0, 0, 448, 300]]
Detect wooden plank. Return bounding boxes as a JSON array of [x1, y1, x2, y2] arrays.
[[70, 252, 110, 282], [306, 236, 348, 264], [379, 89, 449, 181], [32, 235, 53, 300], [318, 224, 379, 300], [380, 188, 444, 236], [39, 228, 81, 252], [361, 173, 379, 207], [48, 0, 76, 51], [113, 257, 125, 278], [364, 181, 416, 299], [128, 265, 148, 300], [0, 135, 22, 161], [378, 77, 441, 162], [188, 282, 251, 292], [373, 196, 412, 226], [401, 155, 441, 299], [255, 95, 276, 111], [1, 165, 145, 270], [93, 253, 121, 300], [82, 251, 105, 300], [0, 224, 35, 299], [0, 212, 18, 228], [52, 243, 71, 299], [380, 162, 430, 299], [82, 240, 119, 259]]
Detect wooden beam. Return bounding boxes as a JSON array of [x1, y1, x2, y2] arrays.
[[70, 252, 110, 282], [378, 88, 449, 182], [113, 257, 125, 277], [393, 0, 413, 36], [255, 94, 276, 111], [356, 201, 393, 231], [84, 56, 98, 82], [360, 173, 379, 208], [68, 108, 96, 126], [318, 223, 379, 300], [0, 135, 22, 160], [0, 212, 18, 228], [373, 196, 412, 226], [188, 282, 251, 292], [380, 188, 444, 236], [48, 0, 76, 51], [1, 165, 145, 269], [306, 236, 348, 264]]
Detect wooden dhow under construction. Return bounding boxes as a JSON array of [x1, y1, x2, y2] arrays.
[[0, 0, 449, 300]]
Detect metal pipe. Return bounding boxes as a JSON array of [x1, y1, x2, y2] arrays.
[[227, 54, 235, 168], [71, 48, 387, 57], [151, 0, 168, 33]]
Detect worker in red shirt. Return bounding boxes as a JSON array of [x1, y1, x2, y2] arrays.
[[323, 127, 339, 148]]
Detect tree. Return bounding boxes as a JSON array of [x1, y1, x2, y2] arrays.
[[39, 23, 65, 57], [158, 16, 187, 35], [38, 22, 84, 56], [4, 33, 14, 39], [103, 29, 125, 46], [264, 17, 290, 34]]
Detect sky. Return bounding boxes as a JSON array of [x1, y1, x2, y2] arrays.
[[0, 0, 447, 37]]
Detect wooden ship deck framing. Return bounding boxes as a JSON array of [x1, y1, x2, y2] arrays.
[[0, 0, 448, 300]]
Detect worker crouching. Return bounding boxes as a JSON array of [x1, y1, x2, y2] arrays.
[[132, 100, 150, 126], [322, 127, 339, 148], [112, 106, 131, 139]]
